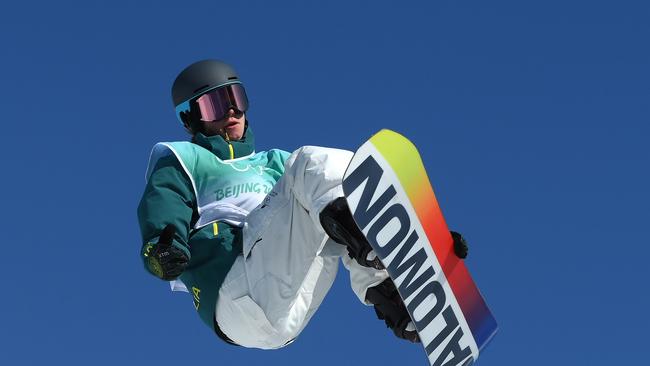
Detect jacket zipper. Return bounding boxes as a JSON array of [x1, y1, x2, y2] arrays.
[[224, 132, 234, 159]]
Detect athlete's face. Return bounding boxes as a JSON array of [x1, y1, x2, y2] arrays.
[[198, 108, 246, 140]]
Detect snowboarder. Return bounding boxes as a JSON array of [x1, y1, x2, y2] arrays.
[[137, 59, 469, 349]]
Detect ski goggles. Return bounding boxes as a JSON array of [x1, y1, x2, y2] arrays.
[[175, 82, 249, 123]]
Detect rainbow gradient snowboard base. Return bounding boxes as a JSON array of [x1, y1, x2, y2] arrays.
[[342, 129, 497, 366]]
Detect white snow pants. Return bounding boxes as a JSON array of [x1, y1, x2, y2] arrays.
[[215, 146, 389, 349]]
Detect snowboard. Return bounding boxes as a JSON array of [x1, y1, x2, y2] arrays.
[[342, 129, 497, 366]]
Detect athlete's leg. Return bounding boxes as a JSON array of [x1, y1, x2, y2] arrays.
[[216, 147, 351, 348]]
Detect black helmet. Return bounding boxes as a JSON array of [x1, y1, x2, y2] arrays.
[[171, 59, 243, 107]]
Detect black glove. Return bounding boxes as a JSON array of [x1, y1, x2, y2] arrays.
[[450, 231, 468, 259], [143, 224, 189, 280]]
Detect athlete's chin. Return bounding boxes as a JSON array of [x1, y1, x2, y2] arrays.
[[223, 122, 244, 138]]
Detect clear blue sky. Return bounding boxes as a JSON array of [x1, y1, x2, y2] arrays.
[[1, 1, 648, 365]]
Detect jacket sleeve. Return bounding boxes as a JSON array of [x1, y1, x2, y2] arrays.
[[137, 155, 197, 271]]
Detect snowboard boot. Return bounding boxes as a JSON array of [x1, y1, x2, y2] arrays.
[[319, 197, 384, 270], [365, 278, 420, 343]]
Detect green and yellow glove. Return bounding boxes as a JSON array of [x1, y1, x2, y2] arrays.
[[143, 224, 189, 280]]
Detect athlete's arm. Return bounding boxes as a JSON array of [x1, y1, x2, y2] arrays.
[[137, 156, 196, 279]]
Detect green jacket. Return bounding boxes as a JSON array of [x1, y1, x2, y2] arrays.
[[137, 127, 290, 332]]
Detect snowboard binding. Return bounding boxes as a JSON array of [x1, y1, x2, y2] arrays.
[[320, 197, 384, 270], [366, 278, 420, 343]]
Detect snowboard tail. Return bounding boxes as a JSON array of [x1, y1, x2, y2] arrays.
[[342, 130, 497, 366]]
